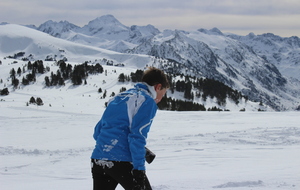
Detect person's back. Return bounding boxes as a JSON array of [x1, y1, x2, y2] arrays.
[[91, 83, 157, 169], [91, 67, 169, 190]]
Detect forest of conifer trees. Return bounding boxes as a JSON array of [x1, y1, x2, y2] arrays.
[[4, 59, 247, 111]]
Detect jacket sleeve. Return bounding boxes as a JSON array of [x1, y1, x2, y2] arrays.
[[128, 98, 157, 170], [93, 119, 103, 141]]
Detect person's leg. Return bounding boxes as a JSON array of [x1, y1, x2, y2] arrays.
[[106, 161, 152, 190], [131, 170, 152, 190], [145, 177, 152, 190], [91, 159, 118, 190], [142, 175, 152, 190], [104, 161, 134, 190]]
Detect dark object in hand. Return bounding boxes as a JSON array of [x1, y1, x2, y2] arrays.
[[145, 147, 156, 164]]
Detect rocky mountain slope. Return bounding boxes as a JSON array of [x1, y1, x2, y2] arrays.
[[1, 15, 300, 110]]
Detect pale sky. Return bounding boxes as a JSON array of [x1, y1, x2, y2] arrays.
[[1, 0, 299, 37]]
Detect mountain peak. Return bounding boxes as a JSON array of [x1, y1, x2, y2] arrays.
[[247, 32, 256, 38], [198, 27, 223, 35], [37, 20, 80, 37], [209, 27, 223, 35], [86, 14, 126, 28], [82, 14, 129, 36], [96, 14, 118, 22], [130, 24, 160, 37]]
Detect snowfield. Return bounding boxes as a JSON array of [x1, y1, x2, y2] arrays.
[[0, 57, 299, 189], [1, 104, 299, 189]]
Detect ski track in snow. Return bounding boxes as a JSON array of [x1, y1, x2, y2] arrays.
[[1, 109, 299, 190]]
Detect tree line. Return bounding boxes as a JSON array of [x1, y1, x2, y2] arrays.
[[8, 60, 105, 88], [9, 60, 49, 87], [44, 60, 104, 86], [118, 71, 247, 111], [5, 59, 247, 111]]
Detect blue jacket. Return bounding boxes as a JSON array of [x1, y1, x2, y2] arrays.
[[91, 83, 157, 170]]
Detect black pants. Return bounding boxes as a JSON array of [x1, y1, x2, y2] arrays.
[[91, 159, 152, 190]]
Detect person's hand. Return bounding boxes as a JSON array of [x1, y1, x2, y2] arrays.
[[132, 170, 146, 189]]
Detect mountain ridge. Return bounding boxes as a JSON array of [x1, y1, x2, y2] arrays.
[[1, 15, 299, 111]]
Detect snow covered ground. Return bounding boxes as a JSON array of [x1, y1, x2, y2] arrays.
[[0, 56, 299, 190], [1, 104, 299, 190]]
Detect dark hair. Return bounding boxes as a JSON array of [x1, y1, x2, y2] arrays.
[[141, 67, 170, 89]]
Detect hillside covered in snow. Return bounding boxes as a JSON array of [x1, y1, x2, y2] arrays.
[[1, 15, 300, 111]]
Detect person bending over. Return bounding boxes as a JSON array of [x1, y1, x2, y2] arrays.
[[91, 67, 169, 190]]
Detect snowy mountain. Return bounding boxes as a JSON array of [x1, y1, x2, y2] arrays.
[[0, 24, 268, 112], [0, 24, 153, 67], [35, 15, 160, 53], [80, 15, 129, 38], [1, 15, 300, 111], [227, 32, 300, 80], [38, 20, 80, 38], [129, 29, 300, 111]]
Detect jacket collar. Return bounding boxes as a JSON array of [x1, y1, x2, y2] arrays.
[[135, 83, 157, 99]]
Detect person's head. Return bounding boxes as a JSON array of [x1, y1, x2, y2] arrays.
[[141, 67, 169, 103]]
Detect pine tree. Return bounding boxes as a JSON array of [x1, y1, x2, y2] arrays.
[[94, 63, 103, 73], [10, 68, 16, 79], [36, 97, 44, 106], [22, 77, 29, 85], [0, 88, 9, 95], [58, 60, 67, 72], [58, 78, 65, 86], [120, 87, 126, 92], [36, 60, 45, 74], [27, 61, 32, 70], [45, 76, 50, 87], [118, 73, 125, 82], [17, 67, 22, 76], [12, 78, 19, 88], [29, 96, 36, 104], [110, 92, 115, 97], [184, 81, 193, 100], [103, 90, 107, 99]]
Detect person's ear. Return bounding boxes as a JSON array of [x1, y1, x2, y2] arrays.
[[154, 84, 162, 91]]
